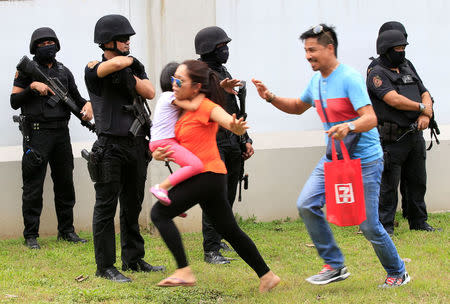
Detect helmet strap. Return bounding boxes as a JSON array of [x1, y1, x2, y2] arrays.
[[100, 41, 129, 56]]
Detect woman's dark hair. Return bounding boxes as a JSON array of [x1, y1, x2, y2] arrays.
[[160, 61, 179, 92], [181, 59, 225, 107], [299, 24, 338, 57]]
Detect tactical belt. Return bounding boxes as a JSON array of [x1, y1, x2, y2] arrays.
[[378, 121, 419, 143], [30, 120, 69, 130], [378, 124, 409, 135], [99, 134, 145, 146]]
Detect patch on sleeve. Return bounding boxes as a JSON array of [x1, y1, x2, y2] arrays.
[[14, 70, 19, 79], [372, 75, 382, 88], [87, 60, 99, 69]]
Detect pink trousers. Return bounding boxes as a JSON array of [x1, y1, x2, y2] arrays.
[[150, 138, 204, 186]]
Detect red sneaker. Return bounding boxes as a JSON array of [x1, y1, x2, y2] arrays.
[[379, 272, 410, 288]]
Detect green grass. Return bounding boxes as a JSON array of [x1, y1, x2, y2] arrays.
[[0, 213, 448, 304]]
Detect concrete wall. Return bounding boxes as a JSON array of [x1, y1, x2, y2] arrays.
[[216, 0, 450, 133], [2, 131, 448, 239], [0, 0, 217, 238], [1, 0, 448, 239]]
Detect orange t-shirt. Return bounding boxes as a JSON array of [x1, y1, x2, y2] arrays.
[[175, 98, 227, 174]]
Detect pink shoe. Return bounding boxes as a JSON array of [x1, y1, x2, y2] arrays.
[[150, 184, 171, 206]]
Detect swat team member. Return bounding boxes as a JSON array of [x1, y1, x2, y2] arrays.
[[367, 29, 436, 235], [10, 27, 91, 249], [368, 21, 412, 221], [368, 21, 439, 223], [85, 14, 164, 283], [195, 26, 255, 264]]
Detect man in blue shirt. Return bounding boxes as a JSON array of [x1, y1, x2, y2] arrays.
[[252, 24, 408, 288]]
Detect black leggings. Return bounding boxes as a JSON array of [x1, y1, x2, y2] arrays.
[[151, 172, 270, 278]]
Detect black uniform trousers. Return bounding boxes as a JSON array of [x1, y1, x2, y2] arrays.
[[202, 137, 242, 252], [22, 125, 75, 239], [379, 131, 428, 233], [92, 136, 149, 270]]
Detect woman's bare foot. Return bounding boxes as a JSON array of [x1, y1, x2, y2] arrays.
[[259, 271, 280, 293], [157, 266, 196, 287]]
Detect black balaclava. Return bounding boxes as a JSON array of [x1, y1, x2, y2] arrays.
[[380, 48, 405, 68], [201, 44, 229, 71], [34, 44, 58, 65], [213, 44, 229, 64]]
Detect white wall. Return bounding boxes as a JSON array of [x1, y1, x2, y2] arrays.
[[0, 0, 218, 238], [0, 0, 448, 239], [1, 0, 150, 146], [3, 0, 449, 145], [216, 0, 450, 135]]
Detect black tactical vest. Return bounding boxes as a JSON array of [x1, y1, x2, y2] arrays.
[[88, 69, 137, 136], [21, 61, 70, 121], [370, 64, 422, 128], [202, 61, 241, 145]]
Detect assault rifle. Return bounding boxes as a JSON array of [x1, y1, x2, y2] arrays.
[[427, 97, 440, 150], [16, 55, 96, 132], [122, 95, 152, 137], [237, 81, 249, 202]]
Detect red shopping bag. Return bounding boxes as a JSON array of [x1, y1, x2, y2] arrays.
[[324, 139, 366, 226]]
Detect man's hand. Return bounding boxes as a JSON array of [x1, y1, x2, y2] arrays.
[[242, 142, 254, 160], [422, 105, 433, 119], [30, 81, 54, 96], [220, 78, 241, 95], [129, 56, 146, 77], [326, 123, 351, 140], [152, 145, 175, 162], [81, 101, 93, 121], [417, 115, 430, 130], [251, 78, 271, 100]]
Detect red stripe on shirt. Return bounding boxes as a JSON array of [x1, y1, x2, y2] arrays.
[[314, 98, 359, 123]]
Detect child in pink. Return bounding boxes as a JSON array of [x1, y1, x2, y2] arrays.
[[149, 62, 204, 205]]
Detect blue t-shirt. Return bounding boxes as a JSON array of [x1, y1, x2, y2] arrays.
[[300, 64, 382, 163]]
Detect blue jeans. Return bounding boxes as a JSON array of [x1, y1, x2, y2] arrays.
[[297, 156, 405, 275]]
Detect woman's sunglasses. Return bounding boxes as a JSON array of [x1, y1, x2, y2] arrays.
[[171, 76, 183, 88]]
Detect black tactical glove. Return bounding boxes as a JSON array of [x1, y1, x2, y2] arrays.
[[129, 56, 146, 78]]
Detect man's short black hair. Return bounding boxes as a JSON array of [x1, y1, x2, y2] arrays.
[[160, 61, 179, 92], [299, 24, 338, 57]]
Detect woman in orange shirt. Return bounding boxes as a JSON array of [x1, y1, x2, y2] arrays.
[[151, 60, 280, 292]]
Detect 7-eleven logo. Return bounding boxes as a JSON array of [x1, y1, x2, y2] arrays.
[[335, 183, 354, 204]]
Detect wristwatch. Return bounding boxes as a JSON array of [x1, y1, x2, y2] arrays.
[[266, 92, 275, 103], [347, 122, 356, 132], [418, 103, 426, 113]]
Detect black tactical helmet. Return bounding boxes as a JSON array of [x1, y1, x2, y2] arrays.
[[379, 21, 407, 39], [29, 27, 60, 54], [376, 29, 408, 55], [94, 14, 135, 44], [194, 26, 231, 55]]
